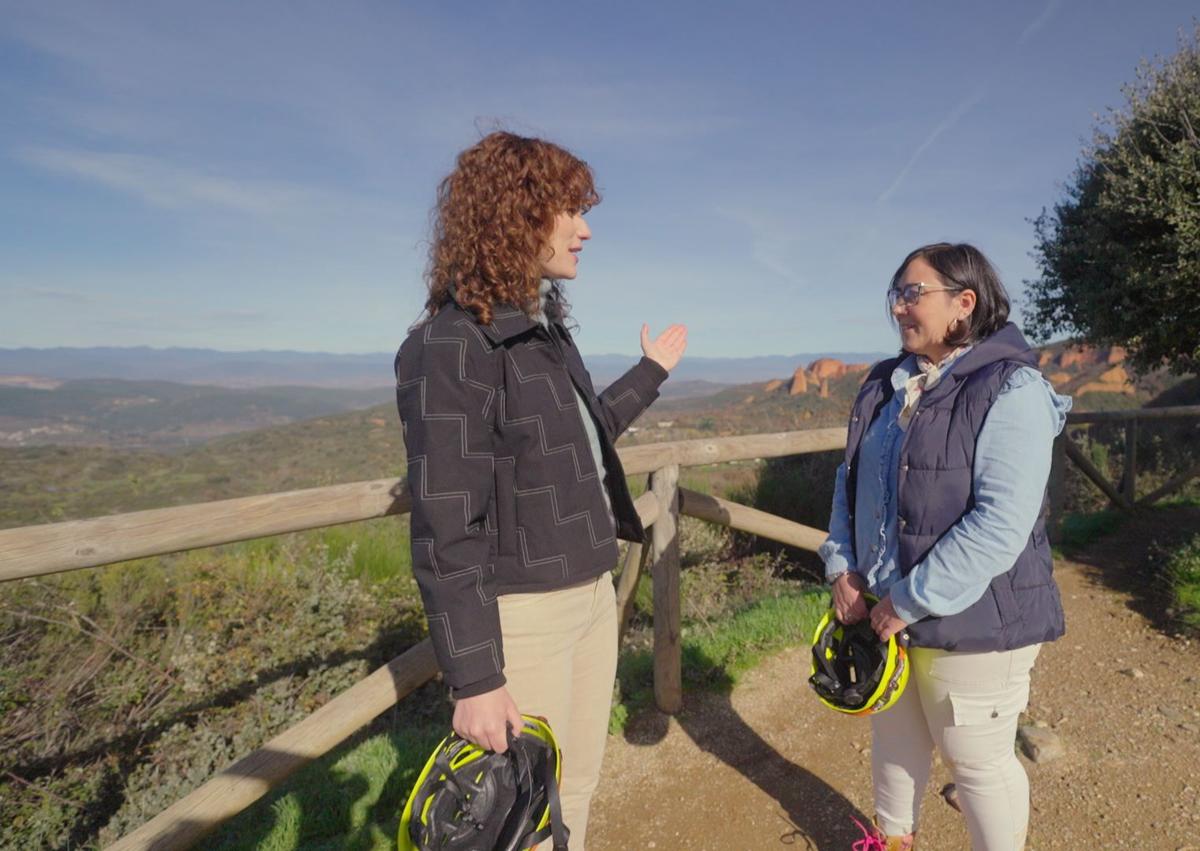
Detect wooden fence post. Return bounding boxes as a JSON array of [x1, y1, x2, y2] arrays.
[[1122, 418, 1139, 503], [649, 464, 682, 714]]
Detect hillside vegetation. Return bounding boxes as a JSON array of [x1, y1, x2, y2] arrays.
[[0, 379, 391, 450]]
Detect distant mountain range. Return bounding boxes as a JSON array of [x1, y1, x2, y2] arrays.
[[0, 346, 892, 389], [11, 342, 1176, 453]]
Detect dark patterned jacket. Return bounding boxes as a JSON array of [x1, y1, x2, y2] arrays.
[[394, 300, 668, 697]]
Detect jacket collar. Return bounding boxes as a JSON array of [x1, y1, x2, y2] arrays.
[[478, 304, 541, 344], [918, 322, 1037, 404]]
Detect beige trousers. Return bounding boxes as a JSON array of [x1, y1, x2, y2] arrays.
[[498, 573, 618, 851], [870, 644, 1041, 850]]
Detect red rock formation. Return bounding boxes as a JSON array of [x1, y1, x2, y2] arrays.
[[1058, 346, 1101, 369], [818, 379, 830, 399], [1106, 346, 1127, 365], [1077, 380, 1137, 397], [790, 368, 808, 395], [1099, 365, 1130, 385], [764, 378, 785, 393], [808, 358, 848, 381]]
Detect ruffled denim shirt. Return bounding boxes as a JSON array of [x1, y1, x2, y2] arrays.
[[819, 354, 1072, 624]]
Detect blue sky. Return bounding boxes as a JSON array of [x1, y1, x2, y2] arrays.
[[1, 1, 1195, 358]]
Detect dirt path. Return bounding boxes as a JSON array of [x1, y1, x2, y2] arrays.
[[589, 511, 1200, 850]]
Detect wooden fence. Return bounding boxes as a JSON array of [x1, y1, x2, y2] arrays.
[[1048, 404, 1200, 525], [0, 407, 1197, 849]]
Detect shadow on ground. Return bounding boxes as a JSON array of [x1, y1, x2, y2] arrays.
[[1061, 504, 1199, 635], [622, 646, 871, 849]]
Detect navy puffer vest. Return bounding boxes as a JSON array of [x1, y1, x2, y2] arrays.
[[844, 323, 1066, 652]]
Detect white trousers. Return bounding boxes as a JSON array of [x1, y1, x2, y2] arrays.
[[498, 574, 618, 851], [871, 644, 1041, 850]]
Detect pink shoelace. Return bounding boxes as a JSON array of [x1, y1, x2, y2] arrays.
[[849, 817, 887, 851]]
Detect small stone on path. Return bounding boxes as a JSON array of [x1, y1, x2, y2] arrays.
[[1018, 726, 1066, 763]]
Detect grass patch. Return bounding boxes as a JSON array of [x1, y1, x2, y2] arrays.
[[613, 586, 828, 731], [1167, 534, 1200, 632], [209, 723, 447, 851], [1054, 510, 1127, 557]]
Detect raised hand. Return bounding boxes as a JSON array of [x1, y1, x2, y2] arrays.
[[641, 323, 688, 373]]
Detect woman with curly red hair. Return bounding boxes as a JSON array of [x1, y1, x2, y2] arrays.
[[395, 131, 687, 847]]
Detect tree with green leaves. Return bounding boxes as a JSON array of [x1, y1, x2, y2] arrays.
[[1025, 25, 1200, 376]]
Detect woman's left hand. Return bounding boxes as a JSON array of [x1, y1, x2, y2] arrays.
[[870, 595, 908, 642], [641, 323, 688, 372]]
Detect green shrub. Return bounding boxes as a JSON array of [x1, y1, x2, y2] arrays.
[[1167, 535, 1200, 631], [1055, 510, 1126, 556]]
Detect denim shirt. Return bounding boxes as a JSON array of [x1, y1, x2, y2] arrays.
[[819, 354, 1072, 624]]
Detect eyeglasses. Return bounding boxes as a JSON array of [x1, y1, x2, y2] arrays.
[[887, 282, 961, 309]]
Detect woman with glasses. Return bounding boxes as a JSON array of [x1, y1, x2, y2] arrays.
[[819, 243, 1071, 850]]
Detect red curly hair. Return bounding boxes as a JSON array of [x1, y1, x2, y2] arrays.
[[424, 132, 601, 325]]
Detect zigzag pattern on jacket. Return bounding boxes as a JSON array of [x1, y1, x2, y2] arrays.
[[397, 321, 505, 686]]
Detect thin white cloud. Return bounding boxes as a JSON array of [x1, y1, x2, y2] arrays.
[[18, 286, 99, 304], [712, 205, 807, 287], [18, 147, 320, 218], [199, 309, 270, 323], [877, 0, 1066, 204], [1018, 0, 1065, 46], [877, 86, 987, 204]]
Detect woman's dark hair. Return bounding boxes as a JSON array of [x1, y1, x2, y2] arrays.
[[889, 242, 1011, 346]]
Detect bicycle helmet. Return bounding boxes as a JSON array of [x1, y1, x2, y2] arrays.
[[809, 593, 909, 715], [398, 715, 568, 851]]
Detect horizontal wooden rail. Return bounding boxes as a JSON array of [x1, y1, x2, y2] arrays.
[[619, 428, 846, 474], [108, 640, 439, 851], [0, 479, 410, 583], [1066, 405, 1200, 424], [0, 430, 843, 584], [678, 488, 828, 553]]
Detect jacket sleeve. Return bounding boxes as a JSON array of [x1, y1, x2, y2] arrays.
[[394, 323, 506, 699], [593, 356, 669, 442], [818, 462, 856, 583]]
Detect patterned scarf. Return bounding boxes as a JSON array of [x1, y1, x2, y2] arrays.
[[897, 346, 970, 430]]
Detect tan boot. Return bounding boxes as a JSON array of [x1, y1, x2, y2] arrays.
[[851, 817, 916, 850], [873, 818, 917, 851]]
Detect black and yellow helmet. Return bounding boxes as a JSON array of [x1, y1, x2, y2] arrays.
[[398, 715, 568, 851], [808, 594, 909, 715]]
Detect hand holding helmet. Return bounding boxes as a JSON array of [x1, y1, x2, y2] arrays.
[[453, 686, 525, 753], [831, 571, 870, 624], [809, 592, 910, 716], [869, 594, 908, 642]]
